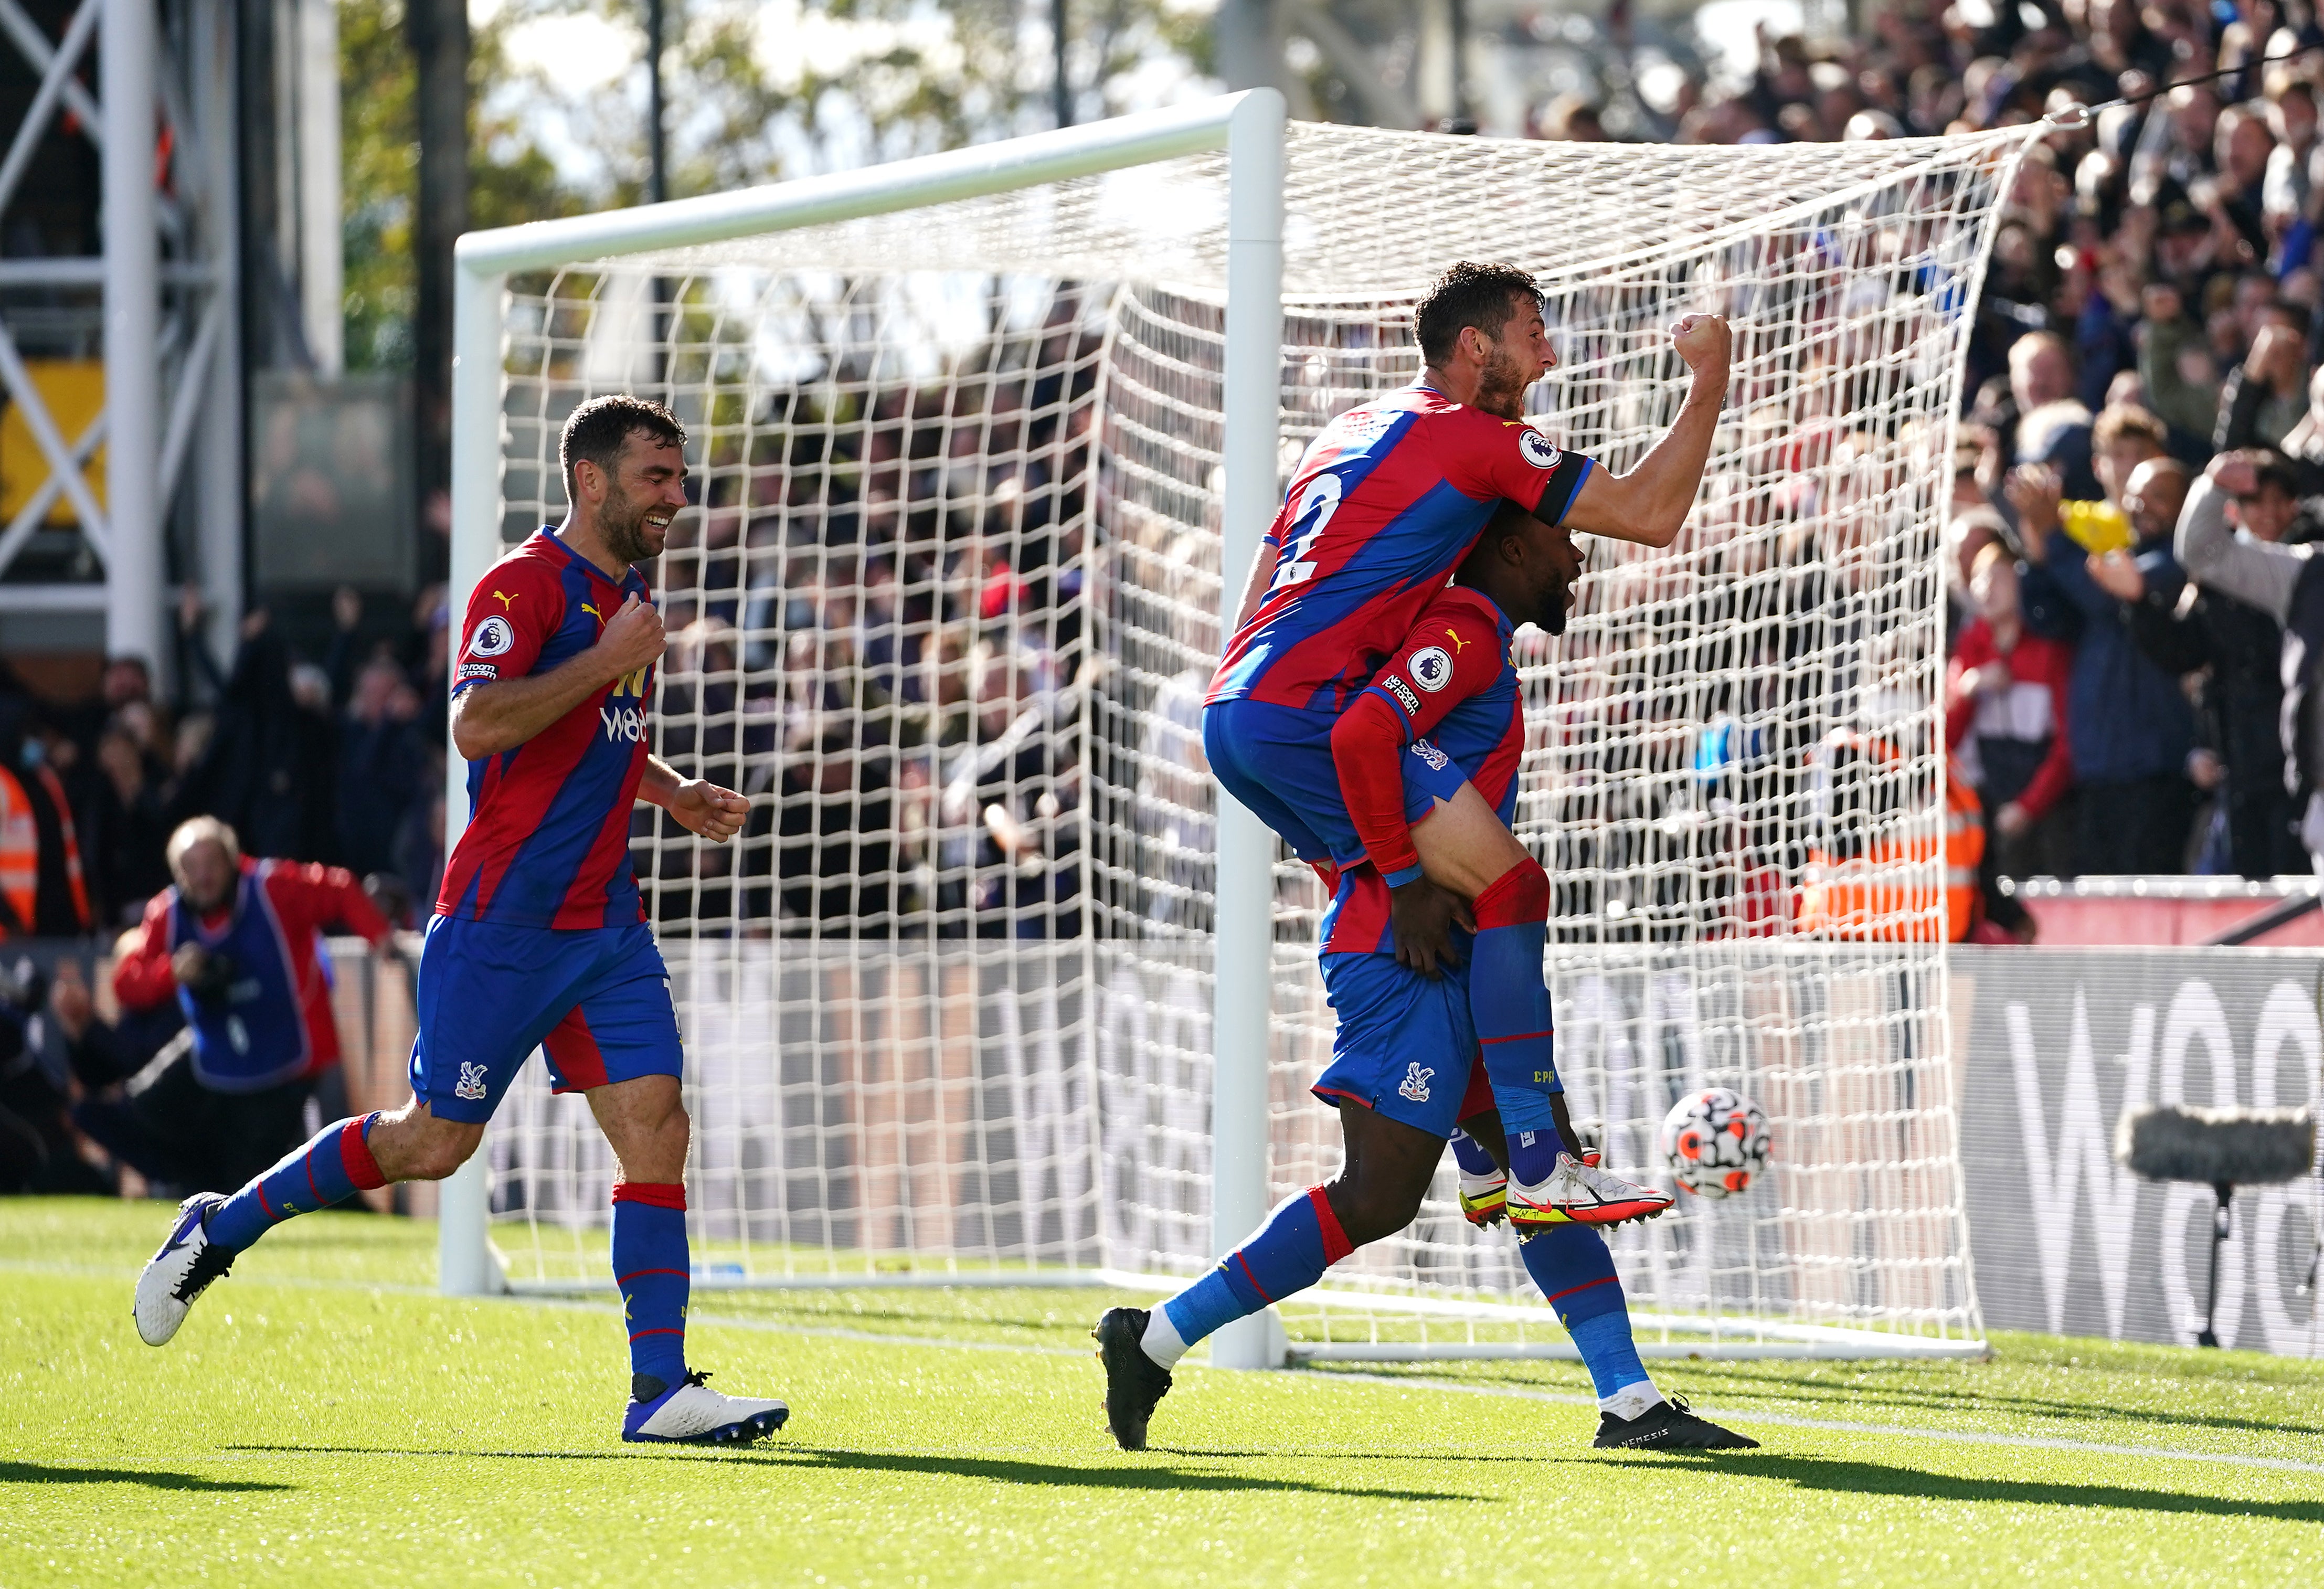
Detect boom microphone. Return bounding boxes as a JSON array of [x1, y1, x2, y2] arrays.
[[2114, 1104, 2317, 1348], [2114, 1105, 2315, 1188]]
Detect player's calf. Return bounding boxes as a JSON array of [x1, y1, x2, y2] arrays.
[[135, 1111, 398, 1345], [1098, 1105, 1439, 1448]]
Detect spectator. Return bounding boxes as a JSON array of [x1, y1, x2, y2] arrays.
[[2215, 302, 2311, 451], [756, 724, 900, 934], [1947, 545, 2077, 878], [0, 717, 92, 939], [2175, 453, 2324, 867], [176, 612, 338, 865], [0, 958, 110, 1194], [80, 719, 173, 927], [86, 818, 394, 1193], [2012, 455, 2201, 872], [2138, 281, 2226, 455], [1534, 94, 1606, 141], [336, 656, 425, 878], [52, 941, 183, 1094], [2098, 450, 2316, 874]]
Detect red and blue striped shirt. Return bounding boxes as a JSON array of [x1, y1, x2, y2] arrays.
[[437, 528, 656, 930], [1208, 384, 1590, 715], [1320, 586, 1525, 956]]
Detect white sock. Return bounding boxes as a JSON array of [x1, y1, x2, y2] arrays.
[[1599, 1379, 1663, 1423], [1140, 1307, 1190, 1370]]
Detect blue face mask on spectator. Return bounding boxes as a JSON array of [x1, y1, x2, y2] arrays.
[[20, 739, 43, 769]]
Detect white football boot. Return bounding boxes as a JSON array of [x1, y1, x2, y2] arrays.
[[134, 1193, 234, 1346], [1456, 1162, 1508, 1227], [621, 1370, 790, 1445], [1508, 1152, 1673, 1231]]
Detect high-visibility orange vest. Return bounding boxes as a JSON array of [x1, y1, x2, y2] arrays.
[[1796, 746, 1984, 944], [0, 761, 90, 937]]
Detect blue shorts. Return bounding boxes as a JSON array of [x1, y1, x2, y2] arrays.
[[1313, 951, 1494, 1139], [410, 914, 682, 1123], [1205, 697, 1464, 868]]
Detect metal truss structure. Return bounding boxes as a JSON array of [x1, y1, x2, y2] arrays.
[[0, 0, 237, 665]]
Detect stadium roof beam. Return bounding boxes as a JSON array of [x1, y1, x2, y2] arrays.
[[0, 0, 234, 664]]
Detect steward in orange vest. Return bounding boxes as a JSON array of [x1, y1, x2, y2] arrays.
[[1795, 730, 1985, 944], [0, 757, 91, 938]]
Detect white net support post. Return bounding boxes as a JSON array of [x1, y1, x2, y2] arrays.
[[437, 93, 1289, 1304], [443, 99, 2049, 1362]]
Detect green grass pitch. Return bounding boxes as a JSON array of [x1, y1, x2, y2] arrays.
[[6, 1199, 2324, 1586]]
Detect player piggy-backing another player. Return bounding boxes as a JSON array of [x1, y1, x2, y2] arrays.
[[1101, 504, 1755, 1450], [134, 396, 790, 1447], [1343, 501, 1752, 1450], [1203, 259, 1730, 1225]]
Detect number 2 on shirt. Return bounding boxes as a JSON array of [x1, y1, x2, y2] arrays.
[[1271, 472, 1344, 590]]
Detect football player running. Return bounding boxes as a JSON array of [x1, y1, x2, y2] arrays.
[[134, 396, 790, 1447], [1099, 502, 1755, 1452], [1202, 259, 1731, 1230]]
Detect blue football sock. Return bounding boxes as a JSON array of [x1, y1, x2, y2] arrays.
[[1519, 1223, 1651, 1402], [1448, 1128, 1500, 1178], [206, 1113, 385, 1254], [1471, 861, 1565, 1182], [1155, 1188, 1353, 1361], [612, 1180, 691, 1386]]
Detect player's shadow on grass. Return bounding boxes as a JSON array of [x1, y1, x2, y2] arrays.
[[1652, 1365, 2324, 1442], [1598, 1452, 2324, 1522], [220, 1444, 1465, 1496], [767, 1449, 1469, 1496], [766, 1446, 1472, 1498], [0, 1461, 291, 1493]]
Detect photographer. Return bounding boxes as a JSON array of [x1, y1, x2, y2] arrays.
[[91, 818, 392, 1192], [0, 958, 110, 1194]]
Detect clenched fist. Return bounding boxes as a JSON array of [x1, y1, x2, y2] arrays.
[[595, 592, 665, 681], [667, 778, 749, 843], [1671, 313, 1734, 376]]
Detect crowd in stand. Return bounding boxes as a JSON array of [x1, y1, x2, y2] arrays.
[[0, 585, 450, 942], [1619, 0, 2324, 892], [23, 0, 2324, 963]]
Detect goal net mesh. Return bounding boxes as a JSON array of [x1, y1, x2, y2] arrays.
[[477, 121, 2034, 1353]]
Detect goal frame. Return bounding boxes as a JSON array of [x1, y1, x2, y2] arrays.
[[437, 90, 1291, 1371], [436, 98, 2019, 1371]]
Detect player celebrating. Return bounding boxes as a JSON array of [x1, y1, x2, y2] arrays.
[[134, 396, 790, 1447], [1204, 259, 1729, 1225], [1104, 502, 1755, 1450]]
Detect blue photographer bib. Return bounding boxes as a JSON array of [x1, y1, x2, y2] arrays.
[[168, 870, 312, 1092]]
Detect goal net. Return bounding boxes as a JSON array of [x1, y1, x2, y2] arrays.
[[455, 101, 2040, 1360]]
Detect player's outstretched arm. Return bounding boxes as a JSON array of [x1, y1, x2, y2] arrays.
[[638, 756, 748, 842], [451, 593, 665, 760], [1559, 313, 1732, 549]]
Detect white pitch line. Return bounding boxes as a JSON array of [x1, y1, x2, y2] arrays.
[[19, 1258, 2323, 1476], [1310, 1369, 2324, 1478]]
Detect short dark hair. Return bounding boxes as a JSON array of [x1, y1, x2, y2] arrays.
[[2264, 300, 2316, 340], [560, 394, 686, 497], [2244, 451, 2303, 498], [1414, 261, 1544, 367], [2092, 403, 2168, 452]]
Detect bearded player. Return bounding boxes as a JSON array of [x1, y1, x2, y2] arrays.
[[1200, 260, 1730, 1231], [134, 395, 790, 1447], [1100, 502, 1753, 1450]]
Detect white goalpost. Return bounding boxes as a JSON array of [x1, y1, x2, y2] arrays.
[[438, 90, 2045, 1366]]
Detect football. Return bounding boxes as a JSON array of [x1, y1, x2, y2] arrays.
[[1659, 1087, 1770, 1198]]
